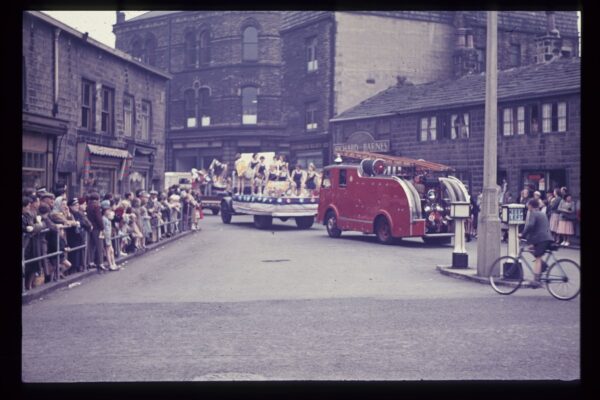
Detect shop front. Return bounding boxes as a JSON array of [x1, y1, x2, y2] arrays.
[[521, 169, 566, 197], [79, 143, 132, 197]]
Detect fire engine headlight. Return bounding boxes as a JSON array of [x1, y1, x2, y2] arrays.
[[436, 205, 444, 212], [424, 206, 431, 212], [427, 190, 436, 201]]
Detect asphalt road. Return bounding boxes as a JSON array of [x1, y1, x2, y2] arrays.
[[22, 215, 580, 381]]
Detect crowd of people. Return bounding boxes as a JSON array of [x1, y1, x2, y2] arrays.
[[488, 185, 579, 246], [22, 183, 203, 291]]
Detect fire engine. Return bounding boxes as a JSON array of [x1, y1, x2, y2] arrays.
[[316, 150, 470, 244]]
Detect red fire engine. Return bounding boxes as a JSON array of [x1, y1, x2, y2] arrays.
[[316, 150, 470, 244]]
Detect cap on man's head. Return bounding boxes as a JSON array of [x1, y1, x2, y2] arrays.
[[149, 190, 158, 195], [36, 186, 47, 194], [100, 200, 111, 210], [40, 192, 55, 200], [67, 198, 79, 207]]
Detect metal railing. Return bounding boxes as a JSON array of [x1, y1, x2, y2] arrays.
[[22, 204, 198, 294]]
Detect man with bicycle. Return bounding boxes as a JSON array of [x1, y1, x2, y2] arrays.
[[519, 199, 554, 287]]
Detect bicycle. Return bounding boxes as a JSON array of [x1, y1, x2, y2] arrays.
[[489, 240, 580, 300]]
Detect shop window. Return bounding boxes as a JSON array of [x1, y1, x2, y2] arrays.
[[123, 94, 134, 136], [81, 79, 95, 130], [242, 86, 258, 125], [100, 87, 114, 134], [242, 26, 258, 61]]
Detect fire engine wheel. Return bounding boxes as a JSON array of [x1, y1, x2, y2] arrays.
[[254, 215, 273, 230], [375, 217, 394, 245], [295, 216, 315, 229], [325, 212, 342, 238]]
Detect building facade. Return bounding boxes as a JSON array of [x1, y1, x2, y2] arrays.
[[330, 57, 581, 200], [114, 11, 287, 172], [23, 11, 171, 197], [112, 11, 578, 172]]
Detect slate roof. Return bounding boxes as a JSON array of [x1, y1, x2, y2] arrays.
[[331, 57, 580, 122]]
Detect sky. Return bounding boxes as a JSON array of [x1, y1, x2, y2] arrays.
[[41, 11, 148, 48], [42, 11, 581, 51]]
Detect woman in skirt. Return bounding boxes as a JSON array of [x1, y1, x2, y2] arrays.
[[548, 188, 563, 243], [556, 194, 575, 247]]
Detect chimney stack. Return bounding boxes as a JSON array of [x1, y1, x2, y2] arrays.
[[534, 11, 563, 64], [546, 11, 560, 37], [116, 11, 126, 24]]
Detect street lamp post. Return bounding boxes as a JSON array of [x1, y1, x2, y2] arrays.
[[477, 11, 501, 277]]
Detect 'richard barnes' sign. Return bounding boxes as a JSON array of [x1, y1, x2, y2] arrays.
[[333, 140, 390, 153]]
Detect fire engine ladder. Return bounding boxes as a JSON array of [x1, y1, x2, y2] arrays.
[[336, 150, 453, 174]]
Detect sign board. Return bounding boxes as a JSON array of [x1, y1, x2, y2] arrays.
[[333, 140, 390, 153]]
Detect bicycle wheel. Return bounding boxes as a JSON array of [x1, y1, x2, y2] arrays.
[[546, 259, 581, 300], [489, 256, 523, 295]]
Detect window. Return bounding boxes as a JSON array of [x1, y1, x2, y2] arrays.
[[419, 116, 437, 141], [451, 113, 470, 139], [123, 95, 134, 136], [81, 79, 95, 130], [509, 44, 521, 67], [144, 34, 157, 66], [306, 37, 318, 72], [185, 32, 197, 68], [502, 108, 514, 136], [339, 169, 347, 187], [22, 152, 47, 189], [100, 87, 114, 134], [305, 102, 318, 131], [242, 26, 258, 61], [199, 31, 210, 65], [184, 89, 196, 128], [516, 106, 525, 135], [376, 119, 391, 134], [476, 47, 486, 72], [199, 88, 211, 127], [530, 104, 540, 134], [242, 86, 258, 125], [141, 100, 152, 140], [542, 102, 567, 133], [131, 38, 143, 61]]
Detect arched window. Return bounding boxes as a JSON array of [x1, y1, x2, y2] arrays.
[[144, 34, 157, 66], [199, 88, 211, 126], [241, 86, 258, 125], [131, 38, 143, 61], [199, 31, 210, 65], [242, 26, 258, 61], [184, 89, 197, 128], [185, 31, 197, 68]]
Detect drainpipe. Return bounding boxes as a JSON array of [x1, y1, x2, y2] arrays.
[[53, 27, 61, 187]]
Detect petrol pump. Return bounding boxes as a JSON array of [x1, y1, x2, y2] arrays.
[[450, 201, 471, 268], [501, 204, 526, 258]]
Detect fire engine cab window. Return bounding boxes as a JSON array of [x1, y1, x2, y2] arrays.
[[339, 170, 347, 187]]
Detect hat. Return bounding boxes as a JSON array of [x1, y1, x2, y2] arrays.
[[36, 186, 47, 194], [100, 200, 111, 210], [141, 191, 150, 197], [40, 192, 55, 199], [78, 197, 87, 205], [67, 198, 79, 207], [149, 190, 158, 195]]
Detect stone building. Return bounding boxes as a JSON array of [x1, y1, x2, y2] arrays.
[[23, 11, 171, 197], [330, 57, 581, 199], [112, 11, 578, 171], [113, 11, 287, 171]]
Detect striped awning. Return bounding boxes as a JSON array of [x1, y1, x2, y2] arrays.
[[87, 144, 131, 159]]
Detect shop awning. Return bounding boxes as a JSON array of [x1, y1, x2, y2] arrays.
[[87, 144, 131, 159]]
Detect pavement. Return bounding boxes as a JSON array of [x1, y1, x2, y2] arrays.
[[21, 229, 195, 304]]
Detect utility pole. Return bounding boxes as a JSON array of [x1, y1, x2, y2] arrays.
[[477, 11, 500, 277]]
